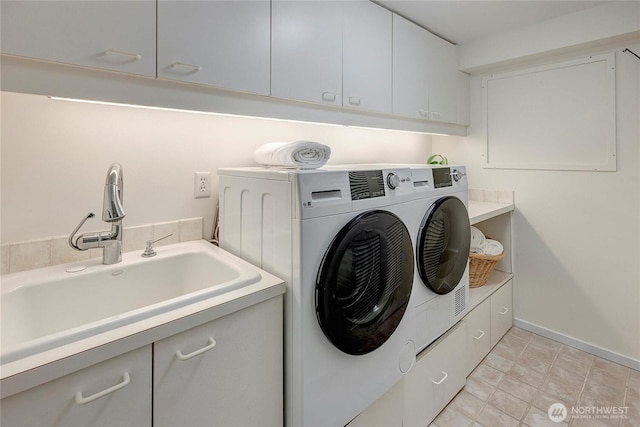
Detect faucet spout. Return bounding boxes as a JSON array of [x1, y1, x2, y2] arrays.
[[103, 163, 126, 222], [69, 163, 126, 265]]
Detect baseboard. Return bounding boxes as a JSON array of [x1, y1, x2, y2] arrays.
[[513, 318, 640, 371]]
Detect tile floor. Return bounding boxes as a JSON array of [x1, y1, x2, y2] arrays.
[[432, 327, 639, 427]]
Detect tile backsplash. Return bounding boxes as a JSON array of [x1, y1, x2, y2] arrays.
[[1, 217, 204, 275]]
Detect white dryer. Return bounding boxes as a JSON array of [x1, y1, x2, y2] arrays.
[[409, 165, 471, 352], [218, 166, 417, 427]]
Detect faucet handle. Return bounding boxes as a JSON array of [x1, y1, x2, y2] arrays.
[[141, 233, 173, 258], [69, 213, 95, 251]]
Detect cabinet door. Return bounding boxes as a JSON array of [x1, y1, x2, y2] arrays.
[[0, 1, 155, 77], [491, 280, 514, 347], [1, 346, 151, 427], [157, 0, 270, 95], [465, 298, 492, 376], [426, 33, 458, 123], [272, 0, 342, 105], [392, 14, 430, 119], [404, 322, 466, 427], [342, 1, 392, 113], [154, 297, 283, 427]]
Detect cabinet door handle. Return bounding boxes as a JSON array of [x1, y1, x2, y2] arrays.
[[321, 92, 337, 102], [104, 49, 142, 61], [432, 371, 448, 385], [75, 372, 130, 405], [431, 111, 441, 119], [418, 109, 428, 117], [473, 330, 486, 340], [171, 62, 202, 72], [348, 97, 361, 106], [176, 337, 217, 361], [499, 307, 510, 315]]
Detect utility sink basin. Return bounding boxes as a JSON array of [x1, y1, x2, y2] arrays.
[[1, 240, 264, 366]]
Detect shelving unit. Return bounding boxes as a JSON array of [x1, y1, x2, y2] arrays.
[[467, 189, 515, 309]]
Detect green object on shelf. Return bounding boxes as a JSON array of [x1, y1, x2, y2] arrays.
[[427, 154, 448, 165]]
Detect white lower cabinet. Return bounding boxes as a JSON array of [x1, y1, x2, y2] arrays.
[[154, 296, 283, 427], [1, 296, 283, 427], [0, 346, 152, 427], [464, 297, 492, 377], [404, 322, 466, 427], [491, 280, 514, 347]]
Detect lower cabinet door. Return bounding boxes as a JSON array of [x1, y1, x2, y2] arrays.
[[0, 346, 152, 427], [404, 322, 466, 427], [153, 296, 283, 427], [465, 298, 492, 376], [491, 280, 514, 347]]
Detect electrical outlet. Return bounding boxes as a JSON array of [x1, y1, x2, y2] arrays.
[[194, 172, 211, 199]]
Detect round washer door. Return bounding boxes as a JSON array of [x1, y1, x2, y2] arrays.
[[316, 210, 414, 355], [417, 196, 471, 295]]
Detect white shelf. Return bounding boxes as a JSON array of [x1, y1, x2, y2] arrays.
[[468, 269, 514, 310], [468, 200, 514, 225]]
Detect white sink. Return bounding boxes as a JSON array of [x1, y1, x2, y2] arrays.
[[1, 240, 263, 365]]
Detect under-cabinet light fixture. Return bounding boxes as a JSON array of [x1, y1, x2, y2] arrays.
[[48, 96, 449, 137]]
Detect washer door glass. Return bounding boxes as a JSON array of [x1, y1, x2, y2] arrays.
[[316, 210, 414, 355], [417, 196, 471, 295]]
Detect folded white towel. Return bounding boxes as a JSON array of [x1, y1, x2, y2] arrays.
[[254, 141, 331, 169], [481, 239, 504, 256], [470, 226, 486, 253]]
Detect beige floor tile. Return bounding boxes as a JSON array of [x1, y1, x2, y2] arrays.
[[582, 381, 626, 406], [470, 363, 505, 387], [548, 364, 587, 390], [498, 376, 537, 403], [488, 389, 528, 420], [540, 376, 582, 403], [521, 343, 558, 365], [593, 357, 631, 379], [492, 341, 523, 361], [523, 405, 569, 427], [448, 390, 485, 420], [559, 344, 595, 364], [532, 390, 576, 418], [507, 363, 547, 388], [463, 377, 497, 402], [507, 327, 534, 342], [530, 335, 563, 352], [475, 404, 520, 427], [587, 367, 628, 392], [500, 334, 529, 354], [483, 352, 515, 373], [553, 353, 592, 377], [433, 406, 474, 427]]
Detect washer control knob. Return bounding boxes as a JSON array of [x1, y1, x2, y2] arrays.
[[387, 173, 401, 190], [451, 169, 466, 182]]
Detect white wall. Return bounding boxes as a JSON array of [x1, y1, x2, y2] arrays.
[[0, 91, 432, 243], [434, 42, 640, 365]]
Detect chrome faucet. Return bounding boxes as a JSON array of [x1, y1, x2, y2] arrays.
[[69, 163, 126, 264]]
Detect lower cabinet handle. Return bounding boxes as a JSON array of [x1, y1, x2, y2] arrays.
[[75, 372, 130, 405], [499, 307, 510, 315], [176, 337, 217, 361], [431, 111, 441, 119], [473, 330, 486, 340], [348, 96, 361, 106], [432, 371, 448, 385], [104, 49, 142, 61], [418, 109, 428, 117]]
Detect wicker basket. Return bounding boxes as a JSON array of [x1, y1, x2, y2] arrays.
[[469, 250, 506, 288]]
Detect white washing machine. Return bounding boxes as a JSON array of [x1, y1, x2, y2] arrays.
[[409, 165, 471, 352], [218, 165, 417, 427]]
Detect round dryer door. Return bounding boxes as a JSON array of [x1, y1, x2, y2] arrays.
[[417, 196, 471, 294], [316, 210, 414, 355]]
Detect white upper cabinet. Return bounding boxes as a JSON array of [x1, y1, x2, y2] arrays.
[[157, 0, 270, 95], [0, 0, 155, 77], [272, 1, 343, 105], [342, 1, 392, 114], [392, 14, 430, 119], [426, 32, 458, 123]]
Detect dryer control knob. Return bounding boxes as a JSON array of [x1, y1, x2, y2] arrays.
[[451, 169, 466, 182], [387, 173, 401, 190]]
